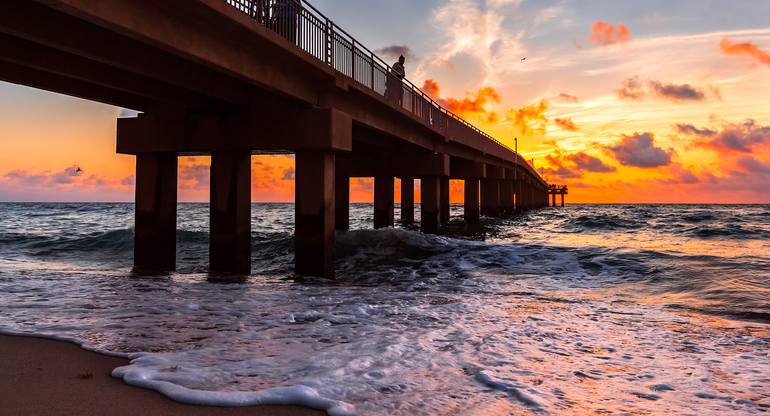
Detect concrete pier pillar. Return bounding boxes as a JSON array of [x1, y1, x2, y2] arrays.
[[501, 180, 514, 215], [480, 179, 500, 216], [401, 177, 414, 224], [210, 151, 252, 275], [527, 182, 535, 209], [440, 177, 450, 225], [374, 175, 394, 229], [464, 179, 480, 225], [552, 192, 556, 207], [134, 153, 177, 272], [421, 176, 440, 234], [295, 151, 335, 278], [440, 177, 451, 224], [335, 176, 349, 231], [561, 193, 565, 207]]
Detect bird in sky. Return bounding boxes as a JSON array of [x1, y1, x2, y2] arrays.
[[521, 57, 527, 61]]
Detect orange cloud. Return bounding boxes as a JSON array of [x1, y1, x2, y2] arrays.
[[590, 21, 631, 46], [554, 117, 579, 132], [720, 37, 770, 67], [421, 79, 501, 122], [507, 99, 549, 136]]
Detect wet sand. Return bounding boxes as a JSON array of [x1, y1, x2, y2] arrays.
[[0, 334, 326, 416]]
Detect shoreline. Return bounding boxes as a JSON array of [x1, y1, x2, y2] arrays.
[[0, 334, 326, 416]]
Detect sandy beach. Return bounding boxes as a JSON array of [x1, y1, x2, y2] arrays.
[[0, 334, 326, 416]]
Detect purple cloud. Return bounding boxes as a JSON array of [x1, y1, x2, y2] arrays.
[[608, 133, 673, 168]]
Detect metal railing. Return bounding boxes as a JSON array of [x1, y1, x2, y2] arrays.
[[224, 0, 519, 157]]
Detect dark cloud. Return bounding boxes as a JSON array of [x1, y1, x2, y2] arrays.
[[607, 132, 673, 168], [555, 93, 579, 103], [736, 157, 770, 174], [616, 77, 714, 103], [648, 80, 706, 102], [675, 123, 716, 137], [3, 170, 47, 186], [375, 45, 415, 61], [657, 165, 702, 184], [702, 119, 770, 153], [616, 76, 645, 100], [178, 163, 210, 189], [281, 167, 295, 180], [554, 117, 579, 132], [543, 151, 615, 180], [566, 153, 616, 173]]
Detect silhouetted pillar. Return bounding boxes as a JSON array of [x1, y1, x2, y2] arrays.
[[374, 175, 394, 229], [335, 176, 349, 231], [134, 153, 177, 272], [480, 179, 500, 216], [501, 180, 514, 215], [440, 177, 450, 224], [552, 192, 556, 207], [561, 193, 565, 207], [516, 179, 523, 212], [401, 177, 414, 224], [295, 151, 335, 278], [464, 179, 480, 225], [421, 177, 440, 234], [210, 151, 251, 275]]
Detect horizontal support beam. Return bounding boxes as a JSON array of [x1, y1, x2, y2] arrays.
[[117, 107, 352, 154], [336, 152, 449, 178], [450, 158, 486, 179]]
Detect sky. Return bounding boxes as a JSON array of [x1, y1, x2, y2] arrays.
[[1, 0, 770, 203]]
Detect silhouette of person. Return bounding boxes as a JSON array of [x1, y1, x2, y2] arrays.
[[385, 55, 406, 106], [272, 0, 298, 44]]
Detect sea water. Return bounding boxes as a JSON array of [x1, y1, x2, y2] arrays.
[[0, 203, 768, 414]]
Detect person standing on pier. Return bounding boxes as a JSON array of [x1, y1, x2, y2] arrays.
[[271, 0, 298, 44], [385, 55, 406, 106]]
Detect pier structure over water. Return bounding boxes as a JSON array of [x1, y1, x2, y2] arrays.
[[0, 0, 550, 278], [548, 185, 568, 207]]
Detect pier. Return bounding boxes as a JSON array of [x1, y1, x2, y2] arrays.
[[0, 0, 550, 278], [548, 185, 568, 207]]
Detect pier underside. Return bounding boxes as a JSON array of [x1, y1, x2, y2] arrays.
[[0, 0, 550, 278]]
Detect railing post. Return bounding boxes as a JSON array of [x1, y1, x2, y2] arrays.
[[411, 86, 416, 114], [325, 18, 333, 66], [351, 39, 356, 80], [370, 52, 375, 90]]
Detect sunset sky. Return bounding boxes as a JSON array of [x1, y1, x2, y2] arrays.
[[1, 0, 769, 203]]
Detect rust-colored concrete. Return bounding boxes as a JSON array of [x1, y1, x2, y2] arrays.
[[295, 151, 335, 278], [134, 153, 177, 272], [440, 177, 450, 225], [501, 180, 514, 215], [464, 179, 480, 225], [450, 158, 486, 179], [117, 108, 352, 154], [335, 176, 349, 231], [401, 177, 414, 224], [480, 179, 500, 217], [374, 176, 394, 229], [210, 151, 252, 275], [421, 177, 440, 234]]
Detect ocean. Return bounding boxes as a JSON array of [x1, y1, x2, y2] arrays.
[[0, 203, 768, 414]]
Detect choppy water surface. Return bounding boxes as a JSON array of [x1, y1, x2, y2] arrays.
[[0, 203, 768, 414]]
